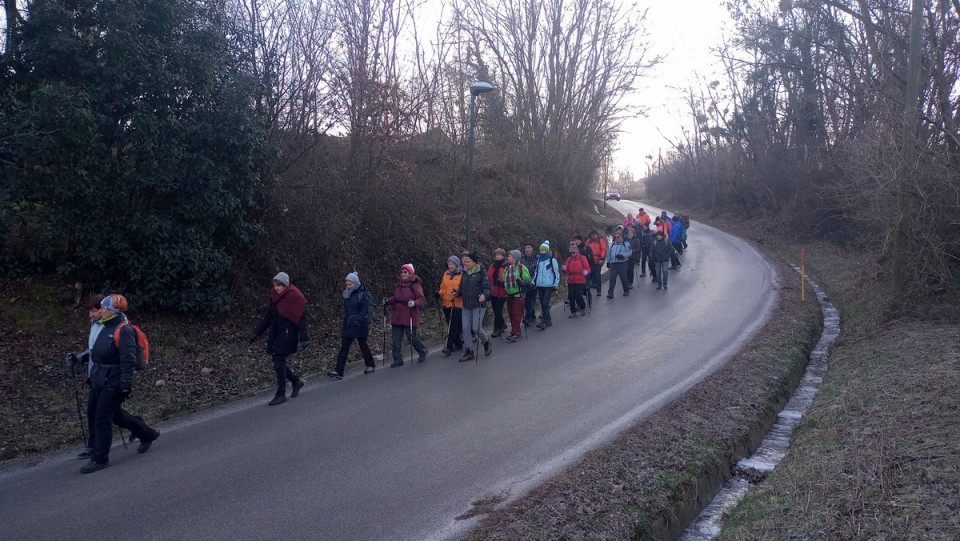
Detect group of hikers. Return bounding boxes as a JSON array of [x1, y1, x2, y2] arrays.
[[64, 208, 689, 473]]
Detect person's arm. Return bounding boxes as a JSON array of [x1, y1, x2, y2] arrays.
[[250, 303, 273, 342], [481, 269, 492, 298], [552, 259, 561, 287], [414, 283, 426, 309], [298, 308, 310, 344]]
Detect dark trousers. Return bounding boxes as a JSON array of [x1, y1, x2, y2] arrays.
[[442, 307, 463, 350], [671, 241, 684, 267], [607, 262, 630, 295], [567, 283, 586, 313], [506, 296, 524, 335], [491, 297, 507, 332], [523, 287, 537, 322], [639, 250, 650, 275], [273, 354, 300, 396], [391, 324, 428, 363], [589, 263, 603, 293], [626, 257, 637, 286], [335, 336, 375, 375], [90, 387, 155, 464], [537, 287, 554, 324]]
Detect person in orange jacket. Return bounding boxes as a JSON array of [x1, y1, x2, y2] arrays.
[[637, 208, 652, 229], [439, 255, 464, 355], [585, 229, 607, 297], [562, 242, 591, 316]]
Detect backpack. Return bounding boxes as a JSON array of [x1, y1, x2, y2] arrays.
[[681, 213, 691, 229], [113, 322, 150, 371]]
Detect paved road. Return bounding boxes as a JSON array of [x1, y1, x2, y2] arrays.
[[0, 200, 777, 541]]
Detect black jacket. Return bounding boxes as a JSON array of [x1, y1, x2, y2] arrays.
[[459, 265, 492, 309], [342, 285, 372, 339], [252, 303, 309, 356], [89, 315, 136, 391], [651, 238, 676, 263]]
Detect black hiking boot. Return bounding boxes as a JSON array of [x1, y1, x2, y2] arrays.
[[268, 394, 287, 406], [536, 321, 546, 330], [291, 380, 304, 396], [442, 347, 452, 356], [364, 366, 376, 374], [506, 334, 521, 342], [137, 430, 160, 454], [77, 448, 94, 460], [80, 460, 109, 474], [326, 370, 343, 380], [459, 350, 475, 362], [483, 341, 492, 356]]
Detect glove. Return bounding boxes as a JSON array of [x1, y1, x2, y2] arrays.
[[407, 300, 416, 308], [561, 265, 567, 272], [582, 270, 589, 276], [65, 353, 78, 367], [606, 262, 611, 269]]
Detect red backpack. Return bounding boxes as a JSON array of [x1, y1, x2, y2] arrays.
[[113, 322, 151, 370]]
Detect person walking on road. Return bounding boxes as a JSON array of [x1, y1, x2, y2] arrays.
[[520, 242, 540, 327], [502, 249, 531, 342], [439, 256, 464, 355], [606, 231, 632, 298], [622, 213, 637, 230], [585, 229, 607, 297], [66, 293, 108, 459], [487, 248, 508, 338], [651, 231, 678, 290], [637, 208, 652, 229], [638, 226, 653, 279], [251, 272, 308, 406], [669, 214, 686, 269], [534, 242, 560, 329], [80, 294, 160, 473], [571, 234, 594, 308], [562, 242, 591, 317], [385, 264, 428, 367], [458, 252, 492, 361], [327, 272, 376, 380], [624, 226, 641, 288]]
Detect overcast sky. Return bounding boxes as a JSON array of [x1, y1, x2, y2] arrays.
[[612, 1, 732, 177]]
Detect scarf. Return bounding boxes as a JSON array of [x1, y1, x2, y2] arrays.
[[343, 287, 354, 299], [503, 263, 517, 291], [538, 252, 551, 262], [271, 285, 307, 324]]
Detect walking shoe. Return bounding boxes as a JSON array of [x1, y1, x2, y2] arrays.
[[664, 285, 668, 290], [442, 347, 451, 356], [390, 361, 404, 368], [291, 380, 304, 397], [80, 460, 109, 474], [639, 273, 646, 277], [459, 350, 475, 362], [483, 341, 492, 356], [137, 430, 159, 454], [668, 266, 677, 270], [580, 311, 587, 317], [418, 352, 427, 363], [506, 334, 521, 342], [564, 299, 570, 304], [326, 370, 343, 380], [606, 294, 614, 299], [536, 321, 546, 330], [491, 329, 502, 338], [523, 319, 531, 328], [364, 366, 376, 374], [569, 312, 578, 318], [78, 448, 94, 460], [656, 285, 662, 290], [268, 394, 287, 406]]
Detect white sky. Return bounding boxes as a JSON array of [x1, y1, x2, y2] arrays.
[[613, 1, 732, 176]]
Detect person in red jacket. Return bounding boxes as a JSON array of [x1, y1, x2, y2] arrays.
[[385, 264, 428, 367], [562, 242, 591, 317], [487, 248, 508, 337], [585, 229, 607, 297]]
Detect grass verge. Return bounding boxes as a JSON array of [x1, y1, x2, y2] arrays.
[[462, 253, 823, 540]]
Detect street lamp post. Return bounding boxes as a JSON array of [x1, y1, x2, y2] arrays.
[[465, 81, 495, 252]]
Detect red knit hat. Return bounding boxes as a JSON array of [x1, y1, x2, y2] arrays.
[[401, 263, 415, 275]]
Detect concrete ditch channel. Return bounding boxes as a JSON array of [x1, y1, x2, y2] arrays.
[[679, 266, 840, 540]]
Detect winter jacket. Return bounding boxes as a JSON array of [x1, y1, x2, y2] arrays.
[[488, 259, 508, 298], [534, 255, 561, 288], [439, 272, 463, 309], [388, 275, 426, 327], [622, 216, 637, 229], [342, 285, 372, 339], [670, 217, 687, 242], [251, 286, 310, 356], [459, 264, 492, 309], [625, 234, 641, 256], [607, 240, 632, 263], [577, 243, 594, 264], [501, 263, 532, 297], [651, 238, 676, 263], [586, 236, 607, 264], [562, 253, 591, 285], [637, 212, 652, 228], [638, 231, 653, 254], [89, 315, 137, 391]]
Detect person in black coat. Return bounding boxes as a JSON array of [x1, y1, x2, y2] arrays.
[[80, 294, 160, 474], [327, 272, 376, 379], [250, 272, 309, 405]]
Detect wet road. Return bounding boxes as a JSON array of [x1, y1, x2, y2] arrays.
[[0, 200, 776, 540]]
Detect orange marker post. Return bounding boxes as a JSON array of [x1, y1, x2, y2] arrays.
[[801, 246, 805, 302]]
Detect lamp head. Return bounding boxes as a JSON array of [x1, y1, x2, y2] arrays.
[[469, 81, 496, 96]]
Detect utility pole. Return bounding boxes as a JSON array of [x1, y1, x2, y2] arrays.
[[892, 0, 924, 302]]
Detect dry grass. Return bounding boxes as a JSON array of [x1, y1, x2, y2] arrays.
[[717, 240, 960, 540]]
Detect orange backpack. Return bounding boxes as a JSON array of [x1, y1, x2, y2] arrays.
[[113, 322, 151, 370]]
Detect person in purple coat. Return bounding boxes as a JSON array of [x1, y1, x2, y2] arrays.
[[385, 264, 428, 367]]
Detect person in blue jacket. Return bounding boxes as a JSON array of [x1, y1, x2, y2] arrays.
[[327, 272, 376, 380], [606, 231, 632, 298], [533, 242, 560, 329], [669, 214, 686, 270]]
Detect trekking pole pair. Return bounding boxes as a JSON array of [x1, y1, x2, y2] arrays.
[[64, 355, 87, 445]]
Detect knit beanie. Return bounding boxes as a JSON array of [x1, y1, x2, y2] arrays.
[[572, 233, 583, 242], [509, 249, 522, 261], [401, 263, 415, 275], [101, 294, 128, 314], [448, 255, 461, 268], [539, 243, 549, 253], [345, 272, 360, 286], [273, 272, 290, 286]]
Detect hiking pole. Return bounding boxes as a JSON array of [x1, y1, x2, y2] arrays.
[[381, 301, 388, 367], [65, 356, 87, 445], [116, 425, 128, 451], [409, 316, 414, 367]]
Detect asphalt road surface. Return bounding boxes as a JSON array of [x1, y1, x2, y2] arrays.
[[0, 200, 777, 540]]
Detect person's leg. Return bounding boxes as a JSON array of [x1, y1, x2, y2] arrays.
[[461, 309, 474, 352], [639, 252, 648, 276], [538, 287, 553, 325], [357, 338, 376, 368], [391, 325, 404, 365], [627, 257, 635, 286], [574, 284, 586, 312], [412, 326, 428, 360], [662, 262, 670, 288], [452, 308, 463, 348], [474, 307, 489, 343], [443, 307, 455, 351], [85, 388, 97, 451], [112, 405, 157, 444], [524, 290, 536, 324], [591, 263, 602, 294], [607, 266, 617, 297], [334, 336, 352, 375], [567, 285, 577, 314], [656, 261, 667, 288], [618, 264, 631, 295], [507, 297, 522, 335], [272, 354, 291, 396], [90, 387, 119, 465], [492, 297, 506, 334]]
